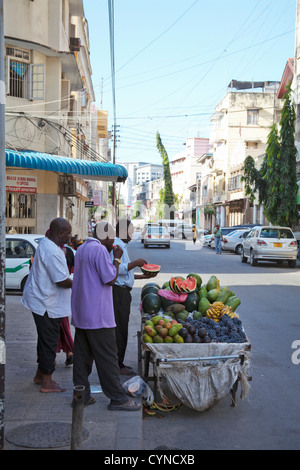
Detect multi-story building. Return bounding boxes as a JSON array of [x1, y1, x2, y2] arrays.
[[206, 80, 283, 227], [4, 0, 122, 238]]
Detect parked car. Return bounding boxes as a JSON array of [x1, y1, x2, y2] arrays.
[[144, 226, 170, 248], [204, 233, 213, 246], [222, 229, 250, 254], [210, 227, 237, 248], [5, 234, 44, 290], [141, 223, 159, 243], [241, 226, 298, 268]]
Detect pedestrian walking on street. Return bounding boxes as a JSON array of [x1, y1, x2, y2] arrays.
[[112, 219, 157, 376], [21, 217, 73, 393], [192, 224, 197, 244], [71, 220, 141, 411], [213, 224, 223, 254]]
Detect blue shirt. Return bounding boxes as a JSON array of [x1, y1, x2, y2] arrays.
[[111, 237, 134, 288]]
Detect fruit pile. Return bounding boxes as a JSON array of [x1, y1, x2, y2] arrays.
[[141, 273, 247, 344], [142, 315, 184, 344]]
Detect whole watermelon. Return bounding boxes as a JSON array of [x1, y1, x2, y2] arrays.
[[141, 285, 160, 299], [183, 291, 199, 312], [142, 293, 162, 315]]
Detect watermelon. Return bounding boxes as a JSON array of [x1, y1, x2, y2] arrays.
[[141, 264, 161, 275], [183, 291, 199, 312], [141, 285, 160, 299], [142, 293, 162, 315], [141, 282, 161, 294]]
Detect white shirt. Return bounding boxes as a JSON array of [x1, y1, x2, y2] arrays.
[[21, 237, 71, 318], [110, 237, 134, 288]]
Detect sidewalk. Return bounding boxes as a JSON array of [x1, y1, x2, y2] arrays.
[[2, 283, 144, 451]]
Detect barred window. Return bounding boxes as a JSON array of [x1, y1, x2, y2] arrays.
[[229, 175, 243, 191]]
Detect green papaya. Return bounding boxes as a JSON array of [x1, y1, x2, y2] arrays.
[[206, 275, 218, 291], [216, 289, 232, 304], [207, 288, 219, 302], [198, 297, 211, 315], [198, 286, 208, 298], [225, 296, 241, 312]]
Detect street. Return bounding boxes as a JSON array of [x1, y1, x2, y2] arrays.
[[129, 237, 300, 450]]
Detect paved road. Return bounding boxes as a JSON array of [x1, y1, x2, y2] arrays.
[[129, 237, 300, 451]]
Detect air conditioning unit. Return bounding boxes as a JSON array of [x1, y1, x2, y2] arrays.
[[70, 37, 81, 52], [58, 175, 77, 196]]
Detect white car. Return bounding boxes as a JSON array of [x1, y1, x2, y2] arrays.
[[241, 226, 298, 268], [144, 226, 170, 248], [5, 234, 44, 290], [222, 229, 250, 254]]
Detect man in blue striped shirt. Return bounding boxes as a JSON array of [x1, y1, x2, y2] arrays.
[[111, 219, 157, 376]]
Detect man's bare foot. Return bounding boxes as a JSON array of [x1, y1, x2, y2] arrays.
[[40, 380, 67, 393]]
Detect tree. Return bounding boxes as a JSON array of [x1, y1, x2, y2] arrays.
[[242, 84, 298, 227], [156, 132, 175, 218]]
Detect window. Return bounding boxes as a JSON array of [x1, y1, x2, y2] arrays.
[[247, 109, 258, 125], [6, 239, 35, 259], [229, 175, 243, 191], [6, 193, 36, 219], [6, 47, 45, 100]]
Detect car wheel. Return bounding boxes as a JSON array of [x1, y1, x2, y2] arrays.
[[241, 248, 247, 263], [288, 260, 296, 268], [249, 250, 257, 266], [21, 275, 28, 291], [235, 244, 242, 255], [166, 244, 170, 248], [144, 244, 148, 248]]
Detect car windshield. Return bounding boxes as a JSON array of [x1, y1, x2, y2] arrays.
[[148, 227, 168, 234], [260, 228, 294, 239]]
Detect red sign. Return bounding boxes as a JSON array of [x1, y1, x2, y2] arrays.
[[6, 175, 37, 193]]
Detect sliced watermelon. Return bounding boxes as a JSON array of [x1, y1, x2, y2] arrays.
[[141, 264, 161, 275], [184, 277, 197, 292], [169, 277, 176, 292]]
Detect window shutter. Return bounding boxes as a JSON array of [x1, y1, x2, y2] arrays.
[[29, 64, 45, 100]]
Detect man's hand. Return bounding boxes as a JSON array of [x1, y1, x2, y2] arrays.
[[134, 258, 147, 268], [113, 244, 123, 259]]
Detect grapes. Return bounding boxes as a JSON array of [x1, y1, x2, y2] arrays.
[[183, 314, 247, 343]]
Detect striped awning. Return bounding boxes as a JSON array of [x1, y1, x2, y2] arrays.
[[5, 150, 127, 182]]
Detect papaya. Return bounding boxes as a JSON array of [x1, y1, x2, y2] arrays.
[[198, 286, 208, 299], [225, 296, 241, 312], [207, 288, 219, 303], [168, 324, 183, 336], [198, 297, 211, 315], [215, 289, 232, 304], [193, 311, 203, 320], [206, 275, 218, 291]]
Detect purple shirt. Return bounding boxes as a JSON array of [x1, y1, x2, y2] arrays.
[[71, 238, 116, 329]]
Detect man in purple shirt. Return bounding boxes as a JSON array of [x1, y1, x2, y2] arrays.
[[71, 221, 140, 411]]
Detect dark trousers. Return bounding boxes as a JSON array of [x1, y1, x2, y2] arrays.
[[32, 312, 62, 375], [112, 285, 132, 368], [73, 327, 127, 405]]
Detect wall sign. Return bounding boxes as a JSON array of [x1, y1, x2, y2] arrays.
[[6, 175, 37, 193]]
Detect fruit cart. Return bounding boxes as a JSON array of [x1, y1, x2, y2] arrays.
[[138, 275, 251, 412], [137, 323, 251, 412]]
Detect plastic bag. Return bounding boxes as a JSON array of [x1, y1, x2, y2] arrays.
[[157, 289, 187, 302], [122, 375, 154, 406]]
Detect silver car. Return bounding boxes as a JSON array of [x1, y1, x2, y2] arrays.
[[141, 223, 159, 243], [241, 226, 298, 268], [222, 229, 250, 254], [144, 226, 170, 248]]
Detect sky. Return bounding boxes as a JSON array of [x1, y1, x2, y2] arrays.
[[83, 0, 297, 166]]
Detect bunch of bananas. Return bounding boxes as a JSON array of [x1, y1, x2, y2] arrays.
[[220, 305, 239, 319], [206, 302, 225, 322], [206, 302, 239, 322]]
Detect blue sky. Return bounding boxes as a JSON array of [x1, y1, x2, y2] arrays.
[[83, 0, 297, 165]]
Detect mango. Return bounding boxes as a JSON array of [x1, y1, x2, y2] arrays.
[[153, 335, 164, 343], [151, 315, 163, 326], [173, 334, 184, 343], [164, 335, 173, 343], [168, 324, 183, 337], [158, 327, 169, 338], [143, 334, 153, 343]]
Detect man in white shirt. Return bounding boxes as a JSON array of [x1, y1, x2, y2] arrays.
[[22, 217, 73, 393], [111, 219, 157, 375]]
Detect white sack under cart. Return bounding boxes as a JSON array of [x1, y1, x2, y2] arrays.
[[146, 342, 251, 412]]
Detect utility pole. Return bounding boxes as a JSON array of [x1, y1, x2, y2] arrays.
[[0, 0, 6, 450]]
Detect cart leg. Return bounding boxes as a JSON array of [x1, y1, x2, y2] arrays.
[[144, 350, 150, 380], [230, 379, 239, 407], [137, 331, 142, 377]]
